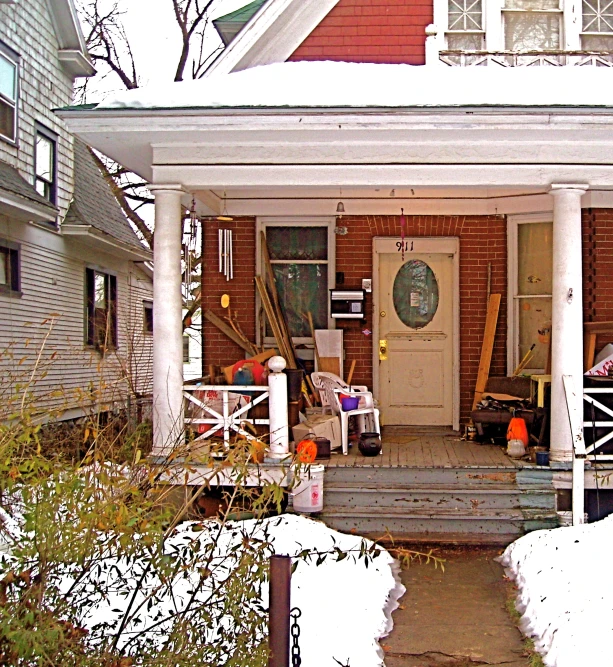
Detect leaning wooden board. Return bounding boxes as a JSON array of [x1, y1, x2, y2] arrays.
[[471, 293, 501, 411]]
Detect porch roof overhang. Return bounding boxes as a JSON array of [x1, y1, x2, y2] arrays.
[[57, 63, 613, 216]]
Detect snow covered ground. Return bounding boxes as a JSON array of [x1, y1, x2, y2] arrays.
[[1, 509, 403, 666], [500, 516, 613, 667]]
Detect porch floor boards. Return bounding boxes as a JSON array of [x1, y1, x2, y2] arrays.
[[324, 426, 528, 469]]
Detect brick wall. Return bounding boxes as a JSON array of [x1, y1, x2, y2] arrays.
[[202, 218, 257, 372], [203, 214, 507, 423], [0, 0, 76, 219], [583, 209, 613, 354], [335, 215, 507, 422], [289, 0, 432, 65]]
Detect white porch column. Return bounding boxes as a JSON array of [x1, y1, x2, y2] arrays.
[[550, 184, 588, 463], [150, 185, 184, 456], [267, 356, 289, 459]]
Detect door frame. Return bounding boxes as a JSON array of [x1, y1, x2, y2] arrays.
[[372, 236, 460, 431]]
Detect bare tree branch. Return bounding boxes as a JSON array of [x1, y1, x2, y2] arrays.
[[88, 147, 154, 248]]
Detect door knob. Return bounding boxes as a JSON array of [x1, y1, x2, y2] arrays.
[[379, 339, 388, 361], [380, 311, 386, 318]]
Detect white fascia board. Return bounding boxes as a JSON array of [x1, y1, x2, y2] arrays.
[[48, 0, 94, 75], [62, 224, 153, 261], [152, 163, 613, 189], [58, 50, 96, 77], [0, 191, 58, 223], [206, 0, 340, 76]]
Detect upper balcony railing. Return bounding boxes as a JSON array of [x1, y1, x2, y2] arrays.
[[438, 50, 613, 67]]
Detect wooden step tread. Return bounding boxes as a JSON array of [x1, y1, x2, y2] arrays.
[[324, 483, 553, 494], [318, 506, 557, 521]]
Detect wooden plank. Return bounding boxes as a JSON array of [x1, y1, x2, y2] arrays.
[[204, 309, 254, 353], [255, 276, 292, 364], [319, 356, 341, 377], [307, 312, 321, 369], [471, 293, 502, 411], [346, 360, 357, 386]]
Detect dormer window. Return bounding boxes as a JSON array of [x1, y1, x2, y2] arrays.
[[0, 44, 18, 143]]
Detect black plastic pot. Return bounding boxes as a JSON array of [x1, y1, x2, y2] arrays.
[[358, 432, 382, 457]]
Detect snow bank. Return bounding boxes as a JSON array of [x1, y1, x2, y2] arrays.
[[78, 514, 404, 666], [98, 61, 613, 110], [500, 516, 613, 667]]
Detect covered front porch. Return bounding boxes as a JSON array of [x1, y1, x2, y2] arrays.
[[58, 65, 613, 531]]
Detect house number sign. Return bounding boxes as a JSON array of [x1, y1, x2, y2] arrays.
[[396, 240, 414, 253]]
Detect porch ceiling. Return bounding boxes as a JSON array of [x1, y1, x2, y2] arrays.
[[58, 106, 613, 216]]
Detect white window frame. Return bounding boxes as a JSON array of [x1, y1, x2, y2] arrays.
[[436, 0, 583, 51], [0, 44, 19, 144], [507, 212, 553, 375], [256, 217, 336, 346]]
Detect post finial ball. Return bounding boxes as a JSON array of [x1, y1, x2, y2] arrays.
[[268, 356, 287, 373]]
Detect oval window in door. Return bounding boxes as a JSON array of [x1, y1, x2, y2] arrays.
[[392, 259, 439, 329]]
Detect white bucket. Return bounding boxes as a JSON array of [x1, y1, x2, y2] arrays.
[[291, 464, 325, 513]]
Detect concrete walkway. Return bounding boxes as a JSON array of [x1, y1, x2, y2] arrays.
[[383, 546, 530, 667]]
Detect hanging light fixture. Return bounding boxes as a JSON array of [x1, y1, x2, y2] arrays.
[[336, 186, 345, 214], [217, 190, 233, 222]]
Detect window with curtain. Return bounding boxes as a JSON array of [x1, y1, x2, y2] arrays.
[[264, 225, 330, 339], [503, 0, 562, 51]]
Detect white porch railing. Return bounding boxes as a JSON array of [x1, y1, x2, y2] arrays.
[[438, 51, 613, 67], [183, 385, 270, 447], [582, 386, 613, 462], [563, 375, 587, 526]]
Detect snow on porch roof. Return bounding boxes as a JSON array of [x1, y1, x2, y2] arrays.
[[96, 61, 613, 111]]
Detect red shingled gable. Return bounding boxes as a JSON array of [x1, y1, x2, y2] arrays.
[[289, 0, 433, 65]]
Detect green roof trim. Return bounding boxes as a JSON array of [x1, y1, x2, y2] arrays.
[[213, 0, 268, 46]]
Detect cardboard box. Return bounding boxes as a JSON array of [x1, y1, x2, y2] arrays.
[[292, 414, 342, 451]]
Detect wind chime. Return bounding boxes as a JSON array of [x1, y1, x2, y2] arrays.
[[218, 191, 233, 281], [184, 198, 200, 299]]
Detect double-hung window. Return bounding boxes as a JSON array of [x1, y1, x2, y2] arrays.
[[258, 219, 335, 341], [502, 0, 562, 51], [35, 125, 57, 204], [0, 239, 20, 295], [0, 43, 18, 143], [86, 268, 117, 350]]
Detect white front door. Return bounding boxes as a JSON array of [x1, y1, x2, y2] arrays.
[[375, 237, 458, 426]]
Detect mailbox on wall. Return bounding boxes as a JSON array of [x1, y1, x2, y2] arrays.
[[330, 289, 366, 319]]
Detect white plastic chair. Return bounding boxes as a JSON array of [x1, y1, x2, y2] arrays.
[[311, 371, 381, 455]]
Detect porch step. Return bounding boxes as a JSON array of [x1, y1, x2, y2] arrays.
[[324, 483, 556, 511], [316, 465, 558, 544], [317, 506, 558, 541]]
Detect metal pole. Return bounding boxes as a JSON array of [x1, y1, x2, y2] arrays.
[[269, 555, 291, 667]]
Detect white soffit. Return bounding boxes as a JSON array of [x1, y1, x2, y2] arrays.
[[205, 0, 340, 76]]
